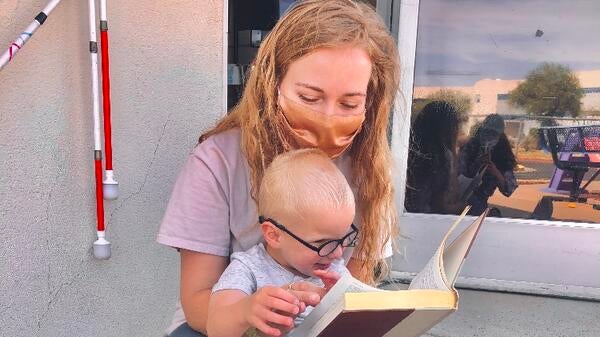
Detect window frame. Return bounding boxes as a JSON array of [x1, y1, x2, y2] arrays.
[[390, 0, 600, 300]]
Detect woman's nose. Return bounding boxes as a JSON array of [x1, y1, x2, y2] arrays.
[[322, 101, 337, 116]]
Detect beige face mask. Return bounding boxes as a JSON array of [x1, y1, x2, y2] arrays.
[[278, 92, 366, 158]]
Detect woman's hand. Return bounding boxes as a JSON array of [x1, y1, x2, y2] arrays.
[[477, 152, 491, 166], [487, 162, 505, 184], [244, 286, 303, 336]]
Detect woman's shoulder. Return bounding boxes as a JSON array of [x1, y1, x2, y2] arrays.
[[192, 128, 243, 162]]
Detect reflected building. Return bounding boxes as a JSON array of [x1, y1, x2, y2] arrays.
[[414, 69, 600, 140]]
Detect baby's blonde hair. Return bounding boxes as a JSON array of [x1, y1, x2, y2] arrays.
[[258, 149, 355, 224]]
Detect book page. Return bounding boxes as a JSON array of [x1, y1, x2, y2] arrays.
[[443, 209, 488, 285], [408, 207, 471, 290], [408, 246, 447, 290], [345, 278, 382, 292], [289, 273, 382, 337]]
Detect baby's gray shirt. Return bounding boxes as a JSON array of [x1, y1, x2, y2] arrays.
[[212, 243, 349, 327]]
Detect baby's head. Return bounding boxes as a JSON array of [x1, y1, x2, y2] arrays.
[[258, 149, 356, 277]]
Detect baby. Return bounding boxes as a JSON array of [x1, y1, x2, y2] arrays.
[[207, 148, 358, 337]]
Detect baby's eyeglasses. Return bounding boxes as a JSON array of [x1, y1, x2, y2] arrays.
[[258, 216, 359, 257]]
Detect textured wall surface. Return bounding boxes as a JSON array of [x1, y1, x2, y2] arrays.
[[0, 1, 224, 336]]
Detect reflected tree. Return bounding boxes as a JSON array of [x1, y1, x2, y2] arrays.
[[509, 63, 584, 123], [412, 89, 472, 124]]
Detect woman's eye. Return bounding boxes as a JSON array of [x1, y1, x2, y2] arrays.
[[340, 101, 365, 111], [299, 95, 319, 103], [341, 103, 359, 109]]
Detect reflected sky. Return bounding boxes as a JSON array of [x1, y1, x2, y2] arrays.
[[415, 0, 600, 86], [279, 0, 297, 16]]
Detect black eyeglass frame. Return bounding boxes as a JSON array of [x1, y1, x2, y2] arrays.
[[258, 216, 359, 257]]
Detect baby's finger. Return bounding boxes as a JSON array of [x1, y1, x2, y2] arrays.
[[274, 325, 294, 336], [266, 296, 301, 316], [266, 286, 302, 305], [290, 281, 327, 298], [290, 290, 321, 306], [313, 269, 341, 289], [260, 307, 295, 328], [299, 301, 306, 312], [270, 321, 296, 335], [252, 319, 281, 337]]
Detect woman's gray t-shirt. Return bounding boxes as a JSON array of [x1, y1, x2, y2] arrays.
[[156, 128, 390, 334]]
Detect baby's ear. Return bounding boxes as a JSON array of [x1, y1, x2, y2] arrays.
[[261, 220, 282, 247]]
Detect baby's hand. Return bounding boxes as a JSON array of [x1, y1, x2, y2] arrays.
[[285, 281, 322, 306], [245, 286, 302, 336], [313, 269, 341, 291]]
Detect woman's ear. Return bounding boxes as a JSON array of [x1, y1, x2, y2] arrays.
[[261, 221, 282, 248]]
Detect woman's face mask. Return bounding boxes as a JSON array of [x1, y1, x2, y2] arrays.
[[278, 92, 366, 158]]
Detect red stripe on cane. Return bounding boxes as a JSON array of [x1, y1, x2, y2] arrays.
[[9, 43, 21, 60], [100, 31, 113, 170], [95, 159, 105, 231]]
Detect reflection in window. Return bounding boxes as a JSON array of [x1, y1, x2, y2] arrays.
[[406, 0, 600, 223], [280, 0, 377, 16]]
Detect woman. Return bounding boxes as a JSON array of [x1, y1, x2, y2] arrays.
[[459, 114, 518, 216], [157, 1, 401, 336], [405, 101, 464, 215]]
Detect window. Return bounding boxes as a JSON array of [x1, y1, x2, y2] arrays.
[[403, 0, 600, 224], [390, 0, 600, 298]]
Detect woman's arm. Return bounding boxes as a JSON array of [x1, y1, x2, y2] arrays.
[[208, 287, 300, 337], [180, 249, 229, 334], [487, 162, 505, 183], [497, 169, 518, 197], [207, 290, 253, 337]]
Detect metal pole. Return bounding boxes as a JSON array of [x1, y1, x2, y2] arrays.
[[99, 0, 119, 200], [0, 0, 63, 71], [515, 119, 525, 158], [88, 0, 110, 259]]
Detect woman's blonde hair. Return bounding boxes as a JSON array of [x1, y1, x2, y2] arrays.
[[201, 0, 400, 284]]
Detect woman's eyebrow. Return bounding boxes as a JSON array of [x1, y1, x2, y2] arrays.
[[295, 82, 366, 97], [343, 92, 367, 98], [295, 82, 324, 93]]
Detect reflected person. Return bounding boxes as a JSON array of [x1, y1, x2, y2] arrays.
[[459, 114, 518, 216], [405, 101, 464, 214]]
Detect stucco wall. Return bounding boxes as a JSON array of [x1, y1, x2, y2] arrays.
[[0, 1, 224, 336]]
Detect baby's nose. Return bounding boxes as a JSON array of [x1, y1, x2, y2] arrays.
[[329, 244, 344, 259]]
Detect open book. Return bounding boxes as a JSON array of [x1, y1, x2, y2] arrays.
[[288, 207, 488, 337]]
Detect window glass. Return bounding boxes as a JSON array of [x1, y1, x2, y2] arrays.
[[405, 0, 600, 223]]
